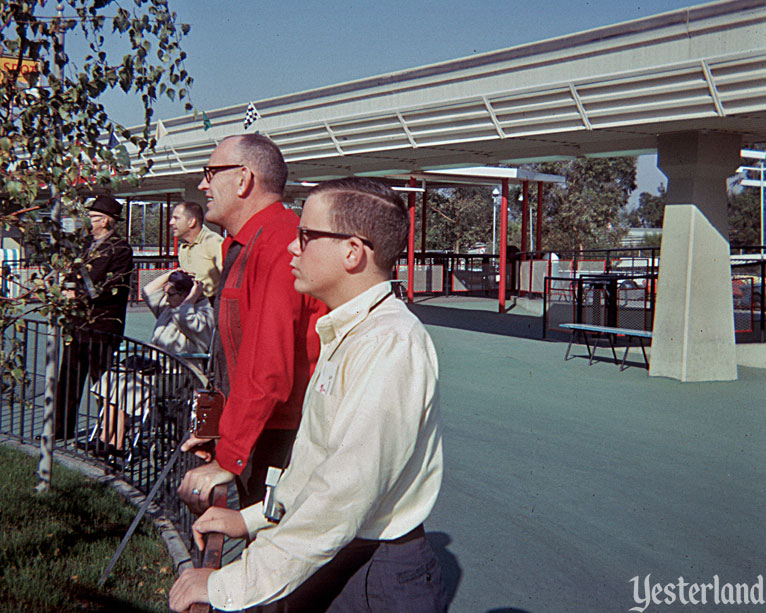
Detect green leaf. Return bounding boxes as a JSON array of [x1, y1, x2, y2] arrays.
[[115, 145, 130, 168]]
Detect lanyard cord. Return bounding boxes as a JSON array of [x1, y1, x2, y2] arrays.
[[326, 290, 393, 363]]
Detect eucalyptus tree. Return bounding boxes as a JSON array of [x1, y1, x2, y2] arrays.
[[537, 157, 637, 251]]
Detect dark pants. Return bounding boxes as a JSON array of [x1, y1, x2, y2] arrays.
[[54, 330, 118, 440], [254, 526, 446, 613], [235, 428, 297, 508]]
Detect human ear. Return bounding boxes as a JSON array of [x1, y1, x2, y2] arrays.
[[236, 167, 254, 198], [343, 237, 367, 272]]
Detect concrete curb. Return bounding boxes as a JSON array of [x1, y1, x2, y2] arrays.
[[0, 437, 195, 575]]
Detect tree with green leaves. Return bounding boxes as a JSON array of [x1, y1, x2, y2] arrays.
[[0, 0, 193, 491], [728, 188, 761, 247], [415, 185, 517, 253], [625, 184, 667, 229], [729, 145, 765, 247], [1, 0, 192, 319], [420, 186, 495, 252], [128, 201, 163, 250], [536, 157, 637, 251]]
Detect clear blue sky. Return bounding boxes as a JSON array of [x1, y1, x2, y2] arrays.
[[97, 0, 701, 195]]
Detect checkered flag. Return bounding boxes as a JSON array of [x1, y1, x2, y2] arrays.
[[243, 102, 260, 129]]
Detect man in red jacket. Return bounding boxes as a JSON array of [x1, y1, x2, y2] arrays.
[[178, 134, 325, 512]]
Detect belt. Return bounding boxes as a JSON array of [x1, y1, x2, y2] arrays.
[[353, 524, 425, 547]]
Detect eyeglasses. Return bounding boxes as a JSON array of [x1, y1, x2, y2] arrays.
[[203, 164, 244, 182], [297, 227, 374, 251]]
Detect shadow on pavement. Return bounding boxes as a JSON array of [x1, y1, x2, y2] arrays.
[[427, 531, 461, 609], [410, 304, 546, 340]]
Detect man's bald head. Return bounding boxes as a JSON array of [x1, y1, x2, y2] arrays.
[[223, 134, 287, 196]]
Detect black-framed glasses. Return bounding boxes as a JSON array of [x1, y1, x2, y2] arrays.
[[203, 164, 244, 182], [297, 227, 374, 251]]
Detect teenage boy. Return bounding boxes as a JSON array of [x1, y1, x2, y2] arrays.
[[169, 178, 446, 612]]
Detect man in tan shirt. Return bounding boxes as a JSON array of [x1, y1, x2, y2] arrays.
[[170, 201, 223, 299]]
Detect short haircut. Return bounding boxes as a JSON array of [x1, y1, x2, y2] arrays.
[[227, 134, 287, 196], [308, 178, 408, 271], [168, 270, 194, 296], [177, 201, 204, 226]]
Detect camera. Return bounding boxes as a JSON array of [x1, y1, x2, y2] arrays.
[[190, 388, 225, 439]]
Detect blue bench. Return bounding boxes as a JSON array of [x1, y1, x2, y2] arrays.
[[560, 323, 652, 370]]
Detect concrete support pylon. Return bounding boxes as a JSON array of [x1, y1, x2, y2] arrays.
[[650, 132, 741, 381]]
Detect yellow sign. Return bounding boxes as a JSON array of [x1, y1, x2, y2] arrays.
[[0, 54, 39, 84]]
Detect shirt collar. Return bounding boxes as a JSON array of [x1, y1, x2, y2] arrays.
[[229, 201, 284, 247], [316, 281, 392, 346], [90, 230, 114, 249], [183, 225, 207, 247]]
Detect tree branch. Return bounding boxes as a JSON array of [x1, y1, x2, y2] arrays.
[[427, 203, 456, 225]]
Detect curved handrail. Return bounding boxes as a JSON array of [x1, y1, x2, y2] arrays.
[[0, 319, 210, 552]]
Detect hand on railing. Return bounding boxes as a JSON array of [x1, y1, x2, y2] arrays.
[[189, 483, 230, 613]]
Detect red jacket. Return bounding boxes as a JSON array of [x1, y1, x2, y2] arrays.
[[216, 202, 326, 475]]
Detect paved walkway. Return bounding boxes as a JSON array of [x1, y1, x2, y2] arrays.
[[126, 299, 766, 612], [411, 298, 765, 612]]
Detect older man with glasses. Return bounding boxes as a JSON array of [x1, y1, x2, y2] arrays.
[[177, 134, 327, 514], [52, 195, 134, 442]]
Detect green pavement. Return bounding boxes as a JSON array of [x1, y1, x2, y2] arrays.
[[413, 298, 765, 612], [126, 299, 766, 612]]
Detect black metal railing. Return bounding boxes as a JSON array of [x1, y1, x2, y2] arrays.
[[729, 246, 766, 341], [0, 319, 206, 549], [543, 273, 657, 338], [394, 246, 660, 298]]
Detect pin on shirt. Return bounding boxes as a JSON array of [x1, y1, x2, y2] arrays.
[[314, 361, 338, 395]]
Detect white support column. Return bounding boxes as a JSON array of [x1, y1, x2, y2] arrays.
[[650, 132, 741, 381]]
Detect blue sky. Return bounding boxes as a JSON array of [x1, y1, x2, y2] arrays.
[[91, 0, 699, 196]]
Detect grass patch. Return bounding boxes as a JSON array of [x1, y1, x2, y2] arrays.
[[0, 445, 175, 612]]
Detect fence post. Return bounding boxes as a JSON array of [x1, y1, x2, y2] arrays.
[[761, 259, 765, 342]]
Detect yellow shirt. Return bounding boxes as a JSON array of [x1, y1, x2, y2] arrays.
[[177, 225, 223, 298], [208, 281, 443, 610]]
